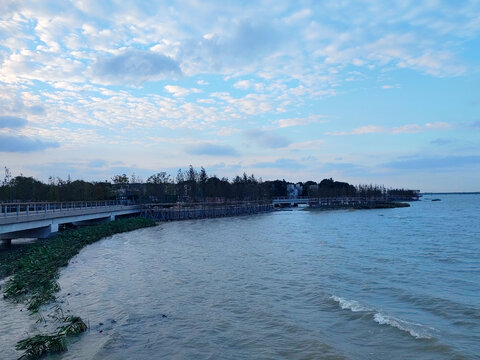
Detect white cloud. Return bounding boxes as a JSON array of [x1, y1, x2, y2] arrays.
[[283, 8, 312, 24], [217, 127, 240, 136], [351, 125, 386, 135], [164, 85, 202, 97], [328, 123, 453, 136], [275, 115, 324, 128], [288, 139, 324, 150], [233, 79, 253, 89], [393, 122, 451, 134]]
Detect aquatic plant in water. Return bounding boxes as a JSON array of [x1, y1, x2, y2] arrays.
[[16, 334, 67, 359], [56, 316, 88, 336], [15, 316, 88, 359]]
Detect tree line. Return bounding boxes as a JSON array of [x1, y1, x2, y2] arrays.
[[0, 166, 419, 203]]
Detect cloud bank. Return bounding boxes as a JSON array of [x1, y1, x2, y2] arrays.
[[0, 135, 59, 152], [186, 143, 238, 156], [244, 129, 291, 148], [0, 116, 28, 129]]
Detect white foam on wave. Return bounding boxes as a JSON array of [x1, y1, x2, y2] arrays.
[[331, 295, 435, 339], [373, 313, 434, 339], [330, 295, 371, 312]]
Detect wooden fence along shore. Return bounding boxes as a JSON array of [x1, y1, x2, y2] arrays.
[[142, 203, 275, 221]]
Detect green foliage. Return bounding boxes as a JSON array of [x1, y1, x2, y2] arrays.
[[16, 334, 67, 359], [0, 174, 114, 202], [111, 174, 129, 184], [56, 316, 88, 336]]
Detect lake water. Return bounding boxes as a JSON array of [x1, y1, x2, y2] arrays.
[[1, 194, 479, 359]]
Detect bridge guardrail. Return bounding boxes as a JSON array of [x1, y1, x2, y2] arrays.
[[1, 201, 133, 218]]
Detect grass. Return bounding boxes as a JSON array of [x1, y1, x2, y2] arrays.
[[1, 216, 156, 359]]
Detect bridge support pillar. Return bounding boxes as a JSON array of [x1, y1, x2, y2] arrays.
[[110, 215, 115, 221], [37, 223, 59, 239], [50, 223, 59, 235]]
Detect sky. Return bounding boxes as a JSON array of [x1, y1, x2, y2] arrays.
[[1, 0, 480, 192]]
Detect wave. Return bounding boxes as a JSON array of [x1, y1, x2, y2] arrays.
[[330, 295, 436, 339], [330, 295, 372, 312], [373, 312, 436, 339]]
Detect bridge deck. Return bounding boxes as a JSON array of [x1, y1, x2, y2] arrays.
[[0, 202, 141, 240], [0, 205, 141, 225]]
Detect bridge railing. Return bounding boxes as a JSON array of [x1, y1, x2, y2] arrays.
[[0, 200, 130, 217]]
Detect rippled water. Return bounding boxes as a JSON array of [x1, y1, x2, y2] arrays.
[[1, 194, 479, 359]]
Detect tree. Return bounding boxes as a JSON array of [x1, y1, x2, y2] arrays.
[[199, 167, 208, 184], [9, 176, 48, 201], [187, 165, 197, 182], [130, 173, 143, 184], [147, 172, 172, 202], [185, 165, 198, 201], [147, 172, 171, 184], [175, 169, 184, 184], [318, 178, 356, 197], [111, 174, 129, 184]]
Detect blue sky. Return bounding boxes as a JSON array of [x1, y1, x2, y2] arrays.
[[1, 0, 479, 191]]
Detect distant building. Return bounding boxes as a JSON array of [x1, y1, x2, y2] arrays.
[[112, 183, 147, 203], [287, 183, 303, 198]]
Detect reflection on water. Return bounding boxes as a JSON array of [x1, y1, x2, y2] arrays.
[[1, 195, 479, 359]]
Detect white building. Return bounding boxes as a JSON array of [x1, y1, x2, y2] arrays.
[[286, 183, 303, 198]]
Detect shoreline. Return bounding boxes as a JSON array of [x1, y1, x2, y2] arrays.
[[1, 217, 156, 359]]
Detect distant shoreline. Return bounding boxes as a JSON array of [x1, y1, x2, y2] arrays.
[[303, 202, 410, 211], [422, 192, 480, 195]]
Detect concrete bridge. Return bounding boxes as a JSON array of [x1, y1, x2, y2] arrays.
[[0, 201, 141, 244]]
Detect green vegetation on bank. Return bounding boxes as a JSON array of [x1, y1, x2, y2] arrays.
[[1, 217, 156, 359]]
